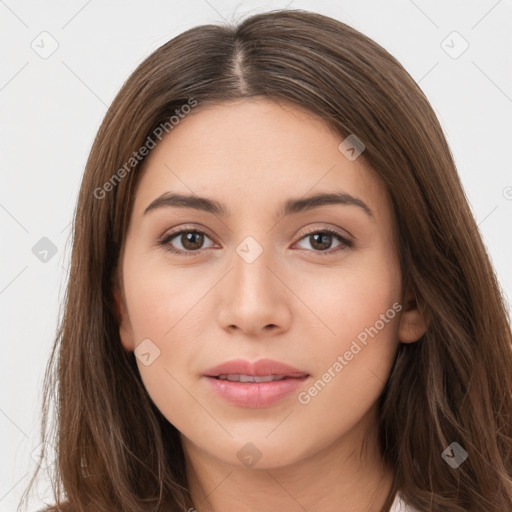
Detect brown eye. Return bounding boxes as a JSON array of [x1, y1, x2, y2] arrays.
[[295, 229, 353, 254], [160, 229, 215, 255], [179, 231, 205, 251], [309, 232, 334, 251], [158, 226, 353, 256]]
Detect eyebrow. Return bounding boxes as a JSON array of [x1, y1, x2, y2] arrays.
[[143, 191, 374, 220]]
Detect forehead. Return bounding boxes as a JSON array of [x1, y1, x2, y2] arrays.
[[130, 98, 389, 224]]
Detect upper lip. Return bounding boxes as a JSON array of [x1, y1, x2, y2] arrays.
[[204, 358, 309, 378]]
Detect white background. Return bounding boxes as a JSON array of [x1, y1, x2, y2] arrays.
[[1, 0, 511, 510]]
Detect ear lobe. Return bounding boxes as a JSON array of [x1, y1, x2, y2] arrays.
[[398, 291, 429, 344], [112, 279, 135, 353]]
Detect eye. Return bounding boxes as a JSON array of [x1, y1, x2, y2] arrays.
[[158, 226, 353, 256], [294, 227, 353, 254], [159, 228, 216, 255]]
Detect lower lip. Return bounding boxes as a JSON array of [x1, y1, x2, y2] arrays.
[[204, 376, 309, 408]]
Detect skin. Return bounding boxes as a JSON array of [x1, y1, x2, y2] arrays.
[[114, 98, 427, 512]]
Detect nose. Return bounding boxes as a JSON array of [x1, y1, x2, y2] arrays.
[[216, 247, 292, 337]]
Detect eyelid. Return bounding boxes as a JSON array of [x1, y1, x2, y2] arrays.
[[296, 223, 353, 242], [158, 223, 215, 242], [157, 223, 218, 250], [292, 225, 354, 254]]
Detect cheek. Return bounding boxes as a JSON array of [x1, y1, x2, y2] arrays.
[[292, 252, 401, 407], [122, 258, 218, 429], [294, 254, 401, 350], [124, 273, 209, 436], [124, 255, 211, 344]]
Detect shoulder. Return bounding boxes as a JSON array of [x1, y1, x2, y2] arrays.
[[389, 492, 422, 512]]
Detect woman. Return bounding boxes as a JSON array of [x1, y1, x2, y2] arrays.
[[21, 9, 512, 512]]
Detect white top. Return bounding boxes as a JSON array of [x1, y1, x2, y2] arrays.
[[389, 492, 420, 511]]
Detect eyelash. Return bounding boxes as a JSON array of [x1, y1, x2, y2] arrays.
[[157, 225, 354, 257]]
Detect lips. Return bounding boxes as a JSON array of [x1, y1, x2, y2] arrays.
[[203, 358, 310, 408], [204, 358, 309, 379]]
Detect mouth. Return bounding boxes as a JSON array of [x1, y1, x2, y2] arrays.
[[204, 357, 309, 379], [202, 358, 310, 408]]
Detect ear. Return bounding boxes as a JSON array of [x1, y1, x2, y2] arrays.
[[112, 272, 136, 353], [398, 287, 428, 343]]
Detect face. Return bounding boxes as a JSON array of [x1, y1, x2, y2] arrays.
[[114, 98, 425, 470]]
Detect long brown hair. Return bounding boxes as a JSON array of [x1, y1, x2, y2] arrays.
[[19, 9, 512, 512]]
